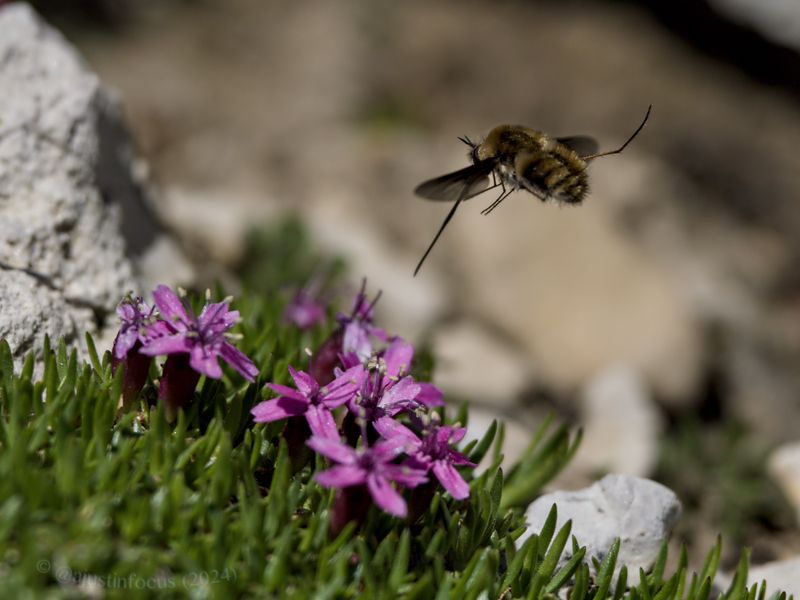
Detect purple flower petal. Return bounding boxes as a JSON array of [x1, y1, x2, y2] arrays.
[[385, 463, 429, 488], [189, 345, 223, 379], [219, 342, 259, 382], [316, 465, 367, 488], [435, 426, 458, 446], [139, 334, 192, 356], [152, 285, 190, 328], [113, 328, 140, 360], [198, 302, 235, 332], [447, 427, 467, 444], [342, 322, 373, 362], [432, 460, 470, 500], [366, 473, 407, 517], [284, 291, 326, 330], [305, 405, 339, 440], [144, 320, 172, 340], [251, 396, 308, 422], [320, 365, 365, 408], [374, 416, 421, 450], [307, 436, 358, 464], [371, 439, 407, 462], [370, 326, 390, 342], [265, 383, 307, 402], [380, 377, 421, 409], [449, 453, 476, 468], [383, 338, 414, 377], [416, 383, 444, 407], [338, 352, 362, 370], [117, 302, 137, 321], [289, 366, 319, 398]]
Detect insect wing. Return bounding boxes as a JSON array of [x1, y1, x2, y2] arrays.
[[556, 136, 598, 158], [414, 159, 496, 201]]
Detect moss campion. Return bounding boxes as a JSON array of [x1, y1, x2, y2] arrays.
[[251, 282, 472, 526], [113, 285, 258, 417]]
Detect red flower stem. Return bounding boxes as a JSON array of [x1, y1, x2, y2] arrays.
[[159, 354, 201, 421]]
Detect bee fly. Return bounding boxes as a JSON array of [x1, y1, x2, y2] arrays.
[[412, 105, 651, 276]]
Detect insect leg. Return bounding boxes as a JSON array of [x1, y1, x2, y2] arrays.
[[480, 188, 514, 216], [414, 187, 472, 277]]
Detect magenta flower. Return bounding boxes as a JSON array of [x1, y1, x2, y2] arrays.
[[308, 281, 388, 385], [112, 295, 167, 408], [140, 285, 258, 382], [251, 364, 365, 439], [284, 290, 326, 330], [382, 338, 444, 408], [347, 338, 444, 418], [350, 365, 423, 424], [308, 436, 428, 517], [374, 416, 474, 500], [415, 383, 444, 408], [337, 282, 388, 362], [112, 295, 160, 360], [382, 338, 413, 377]]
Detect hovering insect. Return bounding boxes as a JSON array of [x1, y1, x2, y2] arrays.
[[412, 106, 652, 276]]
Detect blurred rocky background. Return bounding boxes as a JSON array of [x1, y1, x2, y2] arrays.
[[3, 0, 800, 583]]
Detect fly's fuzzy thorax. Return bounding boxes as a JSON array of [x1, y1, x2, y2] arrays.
[[476, 125, 549, 162]]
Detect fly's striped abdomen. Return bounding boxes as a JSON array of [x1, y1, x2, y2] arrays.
[[553, 171, 589, 204], [515, 149, 588, 204]]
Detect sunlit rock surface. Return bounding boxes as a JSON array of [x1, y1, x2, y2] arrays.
[[0, 3, 192, 363], [521, 474, 682, 583]]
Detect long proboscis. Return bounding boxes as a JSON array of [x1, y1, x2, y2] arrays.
[[581, 105, 652, 161]]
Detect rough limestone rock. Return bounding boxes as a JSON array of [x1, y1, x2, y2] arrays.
[[0, 3, 192, 363], [520, 474, 682, 583], [747, 557, 800, 597], [717, 556, 800, 598]]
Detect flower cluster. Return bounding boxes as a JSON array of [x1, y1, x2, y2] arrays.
[[252, 281, 474, 525], [112, 285, 258, 416]]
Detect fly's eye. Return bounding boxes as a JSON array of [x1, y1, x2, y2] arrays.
[[470, 146, 480, 164]]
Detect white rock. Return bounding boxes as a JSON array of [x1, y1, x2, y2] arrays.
[[768, 442, 800, 526], [430, 320, 532, 410], [519, 474, 682, 583], [708, 0, 800, 54], [748, 557, 800, 597], [566, 366, 663, 480], [0, 3, 192, 365], [717, 556, 800, 598]]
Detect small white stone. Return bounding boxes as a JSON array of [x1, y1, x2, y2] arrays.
[[717, 556, 800, 598], [519, 474, 682, 583], [768, 441, 800, 526]]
